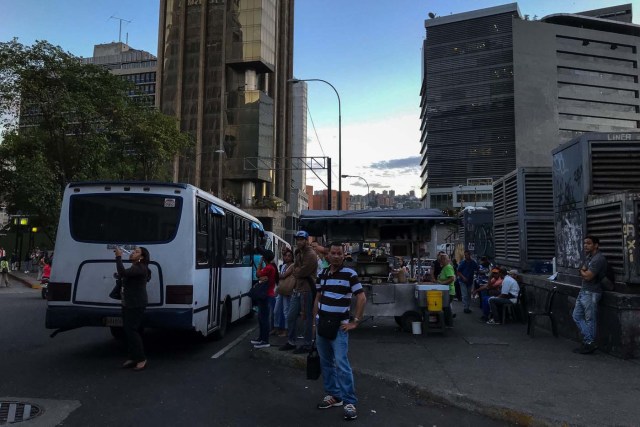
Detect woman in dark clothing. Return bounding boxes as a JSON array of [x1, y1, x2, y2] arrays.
[[115, 246, 151, 371]]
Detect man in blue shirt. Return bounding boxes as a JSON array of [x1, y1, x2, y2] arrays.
[[456, 250, 478, 313]]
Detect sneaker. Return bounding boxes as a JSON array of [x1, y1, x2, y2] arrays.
[[317, 395, 343, 409], [486, 319, 501, 325], [292, 346, 311, 354], [343, 404, 357, 420], [574, 342, 598, 354], [253, 341, 271, 349], [250, 339, 262, 345], [463, 309, 472, 314], [279, 342, 296, 351]]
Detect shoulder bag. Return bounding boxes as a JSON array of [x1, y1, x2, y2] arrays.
[[317, 278, 343, 340], [109, 277, 123, 300], [276, 265, 295, 296], [306, 342, 321, 380], [248, 279, 269, 301]]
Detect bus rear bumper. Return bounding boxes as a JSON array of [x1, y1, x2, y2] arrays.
[[46, 306, 194, 331]]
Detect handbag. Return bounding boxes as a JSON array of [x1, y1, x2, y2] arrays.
[[306, 343, 321, 380], [109, 278, 122, 300], [276, 266, 295, 296], [248, 280, 269, 301]]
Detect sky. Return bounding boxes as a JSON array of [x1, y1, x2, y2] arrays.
[[2, 0, 638, 196]]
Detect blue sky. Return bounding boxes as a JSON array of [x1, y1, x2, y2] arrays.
[[2, 0, 637, 195]]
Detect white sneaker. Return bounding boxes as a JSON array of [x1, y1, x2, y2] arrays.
[[253, 341, 271, 349]]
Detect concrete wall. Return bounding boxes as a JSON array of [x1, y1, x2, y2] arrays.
[[512, 19, 559, 169], [523, 274, 640, 359]]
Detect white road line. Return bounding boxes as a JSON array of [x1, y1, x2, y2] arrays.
[[211, 326, 257, 359]]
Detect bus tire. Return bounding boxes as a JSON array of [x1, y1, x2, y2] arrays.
[[211, 300, 230, 340], [110, 326, 125, 340]]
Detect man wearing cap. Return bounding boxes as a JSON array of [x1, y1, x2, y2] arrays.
[[486, 268, 520, 325], [280, 230, 317, 353]]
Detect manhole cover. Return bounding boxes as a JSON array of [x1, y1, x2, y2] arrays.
[[0, 401, 43, 424]]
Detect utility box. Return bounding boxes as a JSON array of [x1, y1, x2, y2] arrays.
[[586, 192, 640, 292], [493, 167, 554, 272], [552, 132, 640, 281]]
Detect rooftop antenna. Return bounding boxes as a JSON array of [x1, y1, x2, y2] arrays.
[[109, 15, 132, 43]]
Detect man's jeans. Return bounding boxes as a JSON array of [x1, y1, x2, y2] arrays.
[[273, 294, 291, 329], [459, 280, 473, 310], [488, 297, 513, 323], [286, 290, 313, 347], [572, 289, 601, 344], [316, 328, 357, 405]]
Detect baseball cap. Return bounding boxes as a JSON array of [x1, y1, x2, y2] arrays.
[[491, 268, 500, 273], [294, 230, 309, 239], [507, 269, 519, 275]]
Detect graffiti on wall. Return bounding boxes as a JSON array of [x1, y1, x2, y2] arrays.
[[556, 210, 582, 268]]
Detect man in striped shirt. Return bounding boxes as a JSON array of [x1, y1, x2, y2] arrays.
[[313, 242, 366, 421]]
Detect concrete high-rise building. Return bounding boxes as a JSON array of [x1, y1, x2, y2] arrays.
[[157, 0, 294, 235], [82, 42, 157, 106], [420, 3, 640, 209], [286, 79, 309, 242]]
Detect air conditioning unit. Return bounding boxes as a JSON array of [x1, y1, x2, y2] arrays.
[[585, 192, 640, 291], [493, 168, 554, 271], [553, 132, 640, 275]]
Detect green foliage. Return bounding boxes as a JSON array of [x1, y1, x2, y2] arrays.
[[0, 39, 191, 239]]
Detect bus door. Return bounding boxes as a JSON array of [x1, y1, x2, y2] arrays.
[[207, 204, 225, 331]]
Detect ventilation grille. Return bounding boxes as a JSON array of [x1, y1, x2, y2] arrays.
[[524, 173, 553, 215], [586, 202, 624, 278], [504, 174, 518, 217], [591, 141, 640, 195], [525, 221, 556, 259], [505, 222, 520, 261], [494, 223, 506, 259]]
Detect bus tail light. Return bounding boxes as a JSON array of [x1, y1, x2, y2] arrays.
[[48, 282, 72, 301], [166, 285, 193, 304]]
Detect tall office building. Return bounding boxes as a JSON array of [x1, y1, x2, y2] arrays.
[[157, 0, 294, 235], [420, 3, 639, 209], [286, 80, 309, 242]]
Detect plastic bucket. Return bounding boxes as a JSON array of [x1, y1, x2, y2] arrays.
[[411, 321, 422, 335], [427, 291, 443, 312]]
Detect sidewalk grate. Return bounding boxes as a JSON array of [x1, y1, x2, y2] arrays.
[[0, 401, 42, 424]]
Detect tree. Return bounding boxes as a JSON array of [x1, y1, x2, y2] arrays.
[[0, 39, 191, 240]]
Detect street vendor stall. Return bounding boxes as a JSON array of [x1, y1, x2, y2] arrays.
[[300, 208, 455, 332]]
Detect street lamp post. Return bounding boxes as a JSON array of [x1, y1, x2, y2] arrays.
[[341, 174, 370, 209], [288, 78, 342, 210]]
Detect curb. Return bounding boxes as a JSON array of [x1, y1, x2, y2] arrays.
[[251, 347, 563, 427], [7, 273, 39, 289]]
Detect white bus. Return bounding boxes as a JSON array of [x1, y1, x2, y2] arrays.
[[46, 181, 265, 339], [264, 231, 291, 267]]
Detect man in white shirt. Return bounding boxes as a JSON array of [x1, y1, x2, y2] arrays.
[[486, 268, 520, 325]]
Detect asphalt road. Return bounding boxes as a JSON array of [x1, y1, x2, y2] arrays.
[[0, 278, 509, 426]]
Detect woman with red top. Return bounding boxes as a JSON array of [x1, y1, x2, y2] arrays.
[[251, 249, 277, 349]]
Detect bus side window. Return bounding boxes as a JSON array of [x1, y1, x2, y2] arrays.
[[225, 213, 234, 264], [196, 199, 209, 267], [234, 216, 243, 263]]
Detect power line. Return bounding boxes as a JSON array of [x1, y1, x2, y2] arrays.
[[307, 105, 339, 182]]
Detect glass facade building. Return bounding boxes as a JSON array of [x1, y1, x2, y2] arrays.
[[157, 0, 294, 234]]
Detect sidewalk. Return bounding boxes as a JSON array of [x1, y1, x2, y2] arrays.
[[253, 302, 640, 426], [8, 270, 41, 288]]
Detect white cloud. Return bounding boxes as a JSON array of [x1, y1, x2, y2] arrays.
[[305, 113, 422, 196]]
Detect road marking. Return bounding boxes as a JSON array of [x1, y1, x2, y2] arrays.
[[211, 326, 257, 359]]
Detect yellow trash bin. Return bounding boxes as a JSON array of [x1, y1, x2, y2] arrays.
[[427, 291, 443, 312]]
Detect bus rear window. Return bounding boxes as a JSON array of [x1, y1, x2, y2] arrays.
[[69, 194, 182, 243]]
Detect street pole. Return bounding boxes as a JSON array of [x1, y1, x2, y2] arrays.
[[289, 78, 342, 210]]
